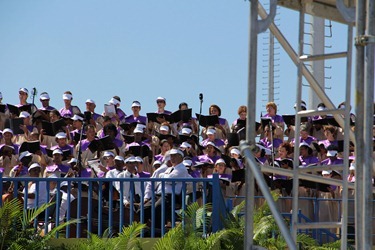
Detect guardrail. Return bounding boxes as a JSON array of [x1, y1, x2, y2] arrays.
[[0, 174, 227, 238]]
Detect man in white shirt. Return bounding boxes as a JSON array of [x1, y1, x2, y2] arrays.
[[105, 155, 125, 205], [117, 156, 142, 207], [143, 149, 192, 228]]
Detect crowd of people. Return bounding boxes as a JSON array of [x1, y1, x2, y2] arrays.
[[0, 87, 371, 233]]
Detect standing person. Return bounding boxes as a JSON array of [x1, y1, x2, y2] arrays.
[[15, 88, 37, 114], [261, 102, 285, 140], [85, 99, 104, 130], [125, 101, 147, 125], [201, 104, 230, 140], [59, 91, 81, 118], [107, 96, 126, 124], [38, 92, 56, 111], [231, 105, 247, 132]]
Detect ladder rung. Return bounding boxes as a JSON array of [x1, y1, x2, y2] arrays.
[[299, 52, 347, 61], [297, 109, 345, 117], [296, 222, 342, 229], [298, 164, 344, 173]]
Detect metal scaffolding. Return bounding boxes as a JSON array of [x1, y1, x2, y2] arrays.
[[243, 0, 374, 249]]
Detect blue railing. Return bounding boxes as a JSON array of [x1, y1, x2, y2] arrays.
[[0, 173, 227, 238]]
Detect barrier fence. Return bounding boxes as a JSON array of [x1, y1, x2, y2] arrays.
[[0, 174, 227, 238]]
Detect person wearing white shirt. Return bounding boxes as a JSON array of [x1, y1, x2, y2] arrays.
[[117, 156, 142, 207], [144, 149, 191, 228], [22, 163, 48, 209], [105, 155, 125, 205]]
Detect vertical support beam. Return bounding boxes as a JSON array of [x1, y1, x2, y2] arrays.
[[291, 2, 304, 241], [364, 0, 375, 247], [340, 24, 353, 250], [354, 0, 365, 248], [245, 0, 258, 247], [308, 16, 325, 109]]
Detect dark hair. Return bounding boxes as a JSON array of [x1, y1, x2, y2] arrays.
[[209, 104, 221, 116], [103, 123, 118, 137], [113, 96, 121, 102], [279, 142, 293, 155], [179, 102, 188, 109]]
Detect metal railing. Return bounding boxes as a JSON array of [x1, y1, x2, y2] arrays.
[[0, 174, 227, 238]]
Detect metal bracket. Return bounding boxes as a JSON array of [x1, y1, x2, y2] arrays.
[[256, 0, 277, 34], [336, 0, 356, 23], [355, 35, 375, 46]]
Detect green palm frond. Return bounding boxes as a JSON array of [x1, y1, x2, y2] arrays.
[[153, 223, 185, 250], [21, 202, 55, 230], [296, 233, 318, 249], [115, 222, 145, 250]]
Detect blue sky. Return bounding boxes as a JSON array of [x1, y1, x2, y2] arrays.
[[0, 1, 353, 124]]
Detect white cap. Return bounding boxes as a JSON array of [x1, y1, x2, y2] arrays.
[[215, 158, 226, 165], [67, 158, 77, 164], [322, 170, 332, 175], [349, 163, 355, 171], [53, 149, 63, 155], [126, 156, 137, 163], [160, 125, 169, 132], [317, 106, 326, 111], [339, 104, 345, 110], [19, 151, 32, 160], [181, 127, 192, 135], [71, 114, 84, 121], [133, 127, 143, 133], [131, 101, 141, 107], [156, 97, 166, 102], [2, 128, 14, 135], [180, 142, 191, 149], [114, 155, 124, 162], [85, 99, 95, 104], [109, 97, 120, 105], [103, 151, 115, 157], [327, 150, 338, 157], [63, 93, 73, 100], [135, 156, 143, 163], [206, 141, 216, 147], [153, 160, 162, 166], [19, 111, 31, 118], [55, 132, 67, 139], [28, 163, 41, 172], [19, 88, 29, 94], [40, 93, 50, 100], [169, 148, 184, 157], [206, 128, 216, 135], [230, 148, 241, 155], [183, 159, 193, 167], [299, 142, 311, 149]]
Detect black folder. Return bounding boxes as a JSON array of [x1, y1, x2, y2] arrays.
[[20, 141, 41, 154], [170, 109, 192, 123], [73, 132, 87, 143], [282, 115, 308, 127], [146, 113, 173, 124], [195, 114, 219, 127], [0, 104, 6, 113], [127, 144, 151, 158], [231, 169, 245, 183], [88, 136, 115, 153], [41, 119, 66, 137], [4, 118, 24, 135], [119, 122, 138, 132], [7, 104, 32, 116]]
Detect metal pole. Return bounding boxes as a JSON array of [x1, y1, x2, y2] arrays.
[[364, 0, 375, 247], [245, 0, 258, 248], [291, 2, 304, 241], [241, 142, 297, 250], [354, 0, 365, 248], [340, 24, 353, 250]]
